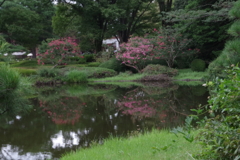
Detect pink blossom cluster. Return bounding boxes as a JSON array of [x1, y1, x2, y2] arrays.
[[37, 37, 81, 66], [116, 36, 154, 72], [116, 32, 200, 69]]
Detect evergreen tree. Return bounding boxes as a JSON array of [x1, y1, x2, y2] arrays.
[[208, 0, 240, 77]]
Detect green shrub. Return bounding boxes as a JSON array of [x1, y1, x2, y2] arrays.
[[99, 58, 125, 72], [16, 68, 37, 76], [84, 54, 95, 62], [37, 67, 59, 78], [142, 64, 178, 76], [87, 62, 100, 67], [64, 70, 88, 83], [190, 59, 206, 72], [78, 57, 87, 64], [196, 65, 240, 159], [0, 64, 20, 93], [69, 56, 86, 64]]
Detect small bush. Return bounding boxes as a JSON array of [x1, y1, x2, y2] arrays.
[[142, 64, 178, 76], [190, 59, 206, 72], [0, 64, 20, 93], [78, 57, 87, 64], [37, 67, 59, 78], [84, 54, 95, 62], [99, 58, 125, 72], [64, 70, 88, 83]]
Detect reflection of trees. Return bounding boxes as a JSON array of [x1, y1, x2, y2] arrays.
[[0, 99, 57, 159], [115, 84, 208, 129], [40, 97, 84, 125], [0, 84, 208, 159], [0, 90, 31, 117]]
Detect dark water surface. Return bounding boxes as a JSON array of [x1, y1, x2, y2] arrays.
[[0, 83, 208, 160]]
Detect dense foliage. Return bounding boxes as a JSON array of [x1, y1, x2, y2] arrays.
[[0, 0, 55, 57], [197, 65, 240, 159], [208, 0, 240, 78]]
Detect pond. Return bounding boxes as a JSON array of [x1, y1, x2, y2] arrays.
[[0, 83, 208, 160]]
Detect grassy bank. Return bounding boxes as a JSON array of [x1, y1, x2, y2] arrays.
[[6, 60, 208, 86], [61, 129, 201, 160], [173, 69, 207, 81]]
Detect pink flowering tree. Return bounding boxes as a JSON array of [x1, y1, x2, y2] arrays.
[[116, 36, 154, 73], [37, 37, 82, 68], [151, 29, 200, 68], [116, 29, 200, 71]]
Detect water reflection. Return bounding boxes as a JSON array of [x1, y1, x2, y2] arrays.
[[0, 83, 208, 159]]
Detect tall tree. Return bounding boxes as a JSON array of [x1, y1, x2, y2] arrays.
[[52, 0, 157, 52], [161, 0, 235, 61], [0, 0, 55, 58]]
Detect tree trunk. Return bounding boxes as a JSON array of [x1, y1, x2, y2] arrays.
[[31, 47, 37, 59], [157, 0, 173, 26], [95, 39, 103, 53]]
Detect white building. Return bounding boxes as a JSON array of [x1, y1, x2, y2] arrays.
[[102, 37, 120, 51]]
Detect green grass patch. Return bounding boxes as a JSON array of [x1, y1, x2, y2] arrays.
[[173, 69, 208, 80], [0, 64, 20, 93], [90, 81, 144, 88], [64, 70, 88, 83], [89, 72, 145, 82], [61, 129, 202, 160], [14, 68, 37, 76], [61, 67, 117, 78], [86, 62, 100, 67], [10, 60, 38, 68]]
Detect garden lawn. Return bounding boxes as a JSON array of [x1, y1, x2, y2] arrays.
[[173, 69, 208, 81], [61, 129, 202, 160], [89, 72, 146, 82]]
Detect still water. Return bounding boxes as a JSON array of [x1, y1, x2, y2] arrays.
[[0, 83, 208, 160]]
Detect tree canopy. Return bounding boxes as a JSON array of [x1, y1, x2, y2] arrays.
[[0, 0, 55, 57], [52, 0, 158, 52]]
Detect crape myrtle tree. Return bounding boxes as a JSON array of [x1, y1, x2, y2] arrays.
[[37, 37, 81, 68], [52, 0, 158, 52], [0, 0, 55, 58], [116, 28, 199, 72]]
